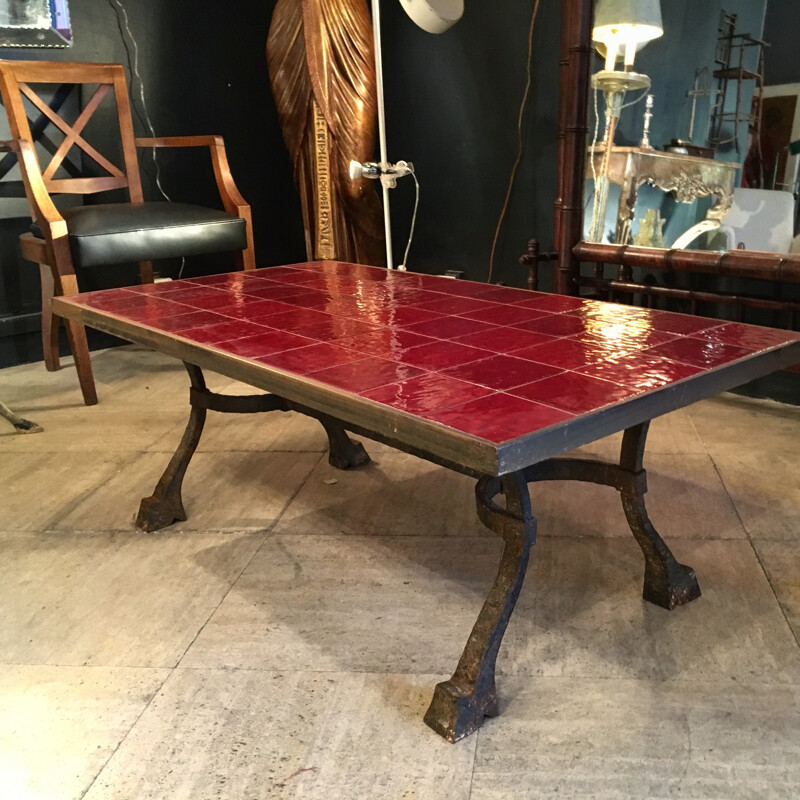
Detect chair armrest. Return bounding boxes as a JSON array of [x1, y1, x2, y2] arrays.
[[134, 135, 249, 215], [7, 138, 68, 239]]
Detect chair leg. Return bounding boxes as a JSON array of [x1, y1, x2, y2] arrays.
[[59, 273, 98, 406], [138, 260, 155, 284], [238, 210, 256, 270], [39, 264, 61, 371]]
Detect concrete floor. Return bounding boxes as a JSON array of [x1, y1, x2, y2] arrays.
[[1, 344, 800, 800]]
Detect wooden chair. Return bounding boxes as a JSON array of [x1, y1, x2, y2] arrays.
[[0, 60, 256, 405]]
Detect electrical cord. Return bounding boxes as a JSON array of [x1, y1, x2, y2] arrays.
[[487, 0, 541, 284], [106, 0, 187, 277], [398, 171, 420, 271]]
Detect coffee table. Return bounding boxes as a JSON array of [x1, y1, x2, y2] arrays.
[[53, 261, 800, 742]]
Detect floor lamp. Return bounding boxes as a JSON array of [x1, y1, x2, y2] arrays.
[[350, 0, 464, 269]]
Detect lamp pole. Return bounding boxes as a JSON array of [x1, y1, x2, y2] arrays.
[[370, 0, 396, 270]]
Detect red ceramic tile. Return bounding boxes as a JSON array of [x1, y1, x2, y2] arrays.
[[174, 292, 250, 311], [291, 318, 381, 342], [155, 309, 229, 333], [472, 286, 532, 304], [369, 306, 445, 328], [336, 328, 436, 357], [269, 291, 336, 308], [645, 338, 751, 369], [403, 316, 500, 340], [513, 293, 590, 312], [212, 299, 294, 319], [394, 340, 492, 370], [248, 307, 333, 332], [178, 319, 271, 345], [363, 373, 493, 415], [105, 298, 190, 323], [255, 342, 363, 374], [215, 329, 315, 358], [416, 296, 499, 315], [427, 392, 574, 444], [416, 278, 500, 298], [508, 372, 638, 414], [512, 337, 632, 370], [258, 266, 308, 279], [647, 311, 724, 335], [576, 351, 703, 390], [458, 304, 544, 326], [238, 284, 320, 302], [442, 355, 563, 390], [127, 279, 194, 294], [694, 322, 800, 351], [512, 314, 588, 337], [454, 327, 558, 353], [307, 357, 425, 393]]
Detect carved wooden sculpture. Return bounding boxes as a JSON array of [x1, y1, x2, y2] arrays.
[[267, 0, 385, 265]]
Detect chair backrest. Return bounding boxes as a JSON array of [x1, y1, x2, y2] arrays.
[[0, 60, 144, 202]]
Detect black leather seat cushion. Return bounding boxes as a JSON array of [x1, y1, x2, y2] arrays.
[[32, 202, 247, 268]]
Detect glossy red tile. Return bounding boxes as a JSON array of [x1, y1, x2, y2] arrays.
[[212, 299, 293, 318], [155, 310, 229, 332], [508, 371, 638, 414], [576, 351, 702, 390], [255, 342, 363, 373], [458, 304, 544, 326], [291, 318, 382, 341], [417, 278, 500, 298], [363, 373, 493, 415], [177, 319, 271, 345], [416, 296, 499, 316], [512, 314, 588, 337], [238, 284, 320, 302], [249, 307, 333, 332], [335, 328, 436, 357], [369, 306, 445, 327], [512, 337, 632, 369], [442, 355, 563, 390], [403, 316, 500, 340], [645, 337, 751, 369], [513, 293, 589, 312], [427, 392, 574, 444], [395, 340, 492, 370], [473, 286, 533, 304], [307, 357, 425, 393], [215, 329, 315, 358], [647, 311, 724, 335], [454, 327, 558, 353], [694, 322, 800, 351]]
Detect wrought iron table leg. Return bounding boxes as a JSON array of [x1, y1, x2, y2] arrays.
[[619, 422, 701, 609], [136, 363, 207, 532], [424, 471, 536, 743], [317, 415, 371, 469]]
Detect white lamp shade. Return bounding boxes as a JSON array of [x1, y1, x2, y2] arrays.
[[592, 0, 663, 47], [398, 0, 464, 34]]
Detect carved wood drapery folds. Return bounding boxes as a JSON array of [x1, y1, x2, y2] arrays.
[[267, 0, 385, 265]]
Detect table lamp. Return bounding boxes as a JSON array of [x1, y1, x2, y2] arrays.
[[350, 0, 464, 269], [588, 0, 663, 242]]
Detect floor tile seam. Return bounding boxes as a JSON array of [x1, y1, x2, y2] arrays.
[[169, 451, 326, 671], [77, 665, 180, 800], [0, 662, 173, 672], [706, 451, 800, 651], [41, 450, 148, 533]]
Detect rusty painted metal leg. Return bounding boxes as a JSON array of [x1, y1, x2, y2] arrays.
[[318, 415, 371, 470], [619, 422, 701, 609], [424, 471, 536, 743], [136, 363, 206, 532]]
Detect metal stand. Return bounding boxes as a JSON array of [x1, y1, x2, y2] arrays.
[[424, 420, 700, 743], [139, 367, 700, 743], [136, 363, 370, 532]]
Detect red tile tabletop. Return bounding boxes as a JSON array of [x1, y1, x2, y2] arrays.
[[56, 261, 800, 455]]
